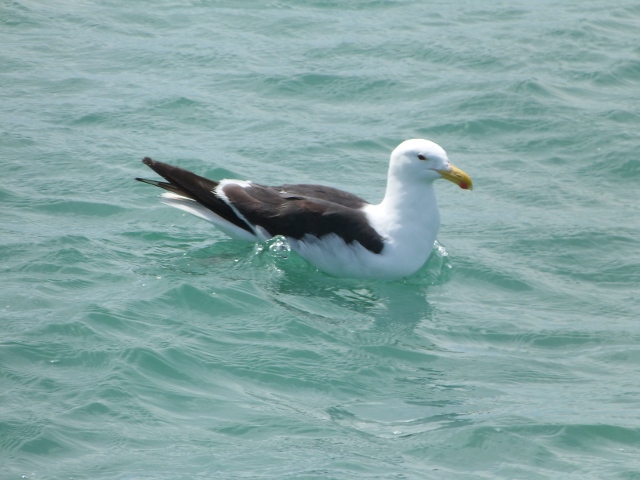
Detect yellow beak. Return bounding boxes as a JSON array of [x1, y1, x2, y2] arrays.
[[436, 164, 473, 190]]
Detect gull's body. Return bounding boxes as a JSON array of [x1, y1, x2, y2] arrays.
[[136, 139, 472, 279]]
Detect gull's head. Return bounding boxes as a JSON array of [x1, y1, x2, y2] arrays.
[[390, 139, 473, 190]]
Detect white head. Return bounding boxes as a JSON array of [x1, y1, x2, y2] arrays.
[[389, 139, 472, 190]]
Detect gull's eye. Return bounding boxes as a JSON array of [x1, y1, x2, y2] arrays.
[[417, 154, 427, 161]]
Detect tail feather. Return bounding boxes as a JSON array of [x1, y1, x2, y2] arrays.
[[136, 157, 254, 235], [135, 177, 190, 197], [139, 157, 219, 194]]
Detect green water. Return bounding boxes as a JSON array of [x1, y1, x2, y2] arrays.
[[2, 1, 640, 478]]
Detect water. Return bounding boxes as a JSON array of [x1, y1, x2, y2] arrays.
[[2, 1, 640, 478]]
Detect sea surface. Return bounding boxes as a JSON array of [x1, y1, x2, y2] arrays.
[[2, 1, 640, 479]]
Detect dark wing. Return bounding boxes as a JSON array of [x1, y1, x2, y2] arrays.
[[221, 183, 384, 254], [276, 184, 370, 209], [137, 158, 384, 253], [136, 157, 254, 234]]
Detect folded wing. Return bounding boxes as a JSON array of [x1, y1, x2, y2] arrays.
[[137, 158, 384, 254]]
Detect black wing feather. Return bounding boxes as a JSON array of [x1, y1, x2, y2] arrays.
[[137, 158, 384, 254], [222, 184, 384, 254], [277, 184, 369, 209]]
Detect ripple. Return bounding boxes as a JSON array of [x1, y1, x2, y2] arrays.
[[2, 1, 640, 478]]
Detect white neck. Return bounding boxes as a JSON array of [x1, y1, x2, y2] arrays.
[[378, 174, 440, 235], [357, 176, 440, 278]]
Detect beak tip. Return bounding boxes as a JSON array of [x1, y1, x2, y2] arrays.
[[437, 165, 473, 190]]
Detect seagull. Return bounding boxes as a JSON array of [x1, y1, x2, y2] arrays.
[[136, 139, 472, 279]]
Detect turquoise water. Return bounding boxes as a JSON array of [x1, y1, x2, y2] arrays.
[[2, 0, 640, 478]]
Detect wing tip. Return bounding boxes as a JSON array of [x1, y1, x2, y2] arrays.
[[142, 157, 154, 166]]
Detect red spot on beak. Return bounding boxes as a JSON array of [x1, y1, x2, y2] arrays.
[[459, 182, 469, 190]]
